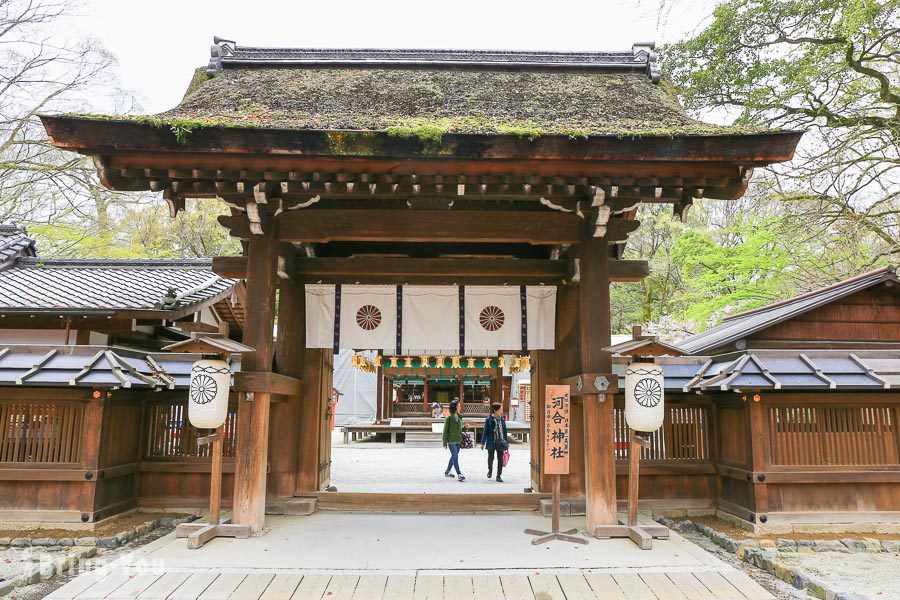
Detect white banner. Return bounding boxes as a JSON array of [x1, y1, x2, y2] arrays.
[[464, 286, 521, 355], [304, 284, 556, 353], [402, 285, 458, 354], [338, 285, 397, 352]]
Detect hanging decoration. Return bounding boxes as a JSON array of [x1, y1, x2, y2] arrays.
[[450, 355, 461, 369], [351, 353, 377, 373], [466, 357, 477, 369], [624, 361, 665, 432], [306, 284, 556, 353], [188, 359, 231, 429], [435, 355, 446, 369], [419, 355, 431, 368], [510, 355, 531, 374], [389, 356, 399, 368], [403, 356, 414, 368]]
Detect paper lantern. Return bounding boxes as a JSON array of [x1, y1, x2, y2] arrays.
[[624, 362, 664, 433], [189, 359, 231, 429]]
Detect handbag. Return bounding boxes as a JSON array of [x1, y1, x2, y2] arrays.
[[502, 449, 511, 467], [460, 431, 474, 449]]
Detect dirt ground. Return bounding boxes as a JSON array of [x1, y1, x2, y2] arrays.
[[689, 516, 900, 542], [778, 552, 900, 600], [0, 511, 193, 539]]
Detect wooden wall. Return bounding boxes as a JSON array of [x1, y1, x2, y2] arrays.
[[747, 286, 900, 348], [1, 386, 898, 523]]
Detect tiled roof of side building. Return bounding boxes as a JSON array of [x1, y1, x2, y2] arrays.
[[66, 39, 777, 138], [677, 266, 898, 355], [0, 257, 238, 315]]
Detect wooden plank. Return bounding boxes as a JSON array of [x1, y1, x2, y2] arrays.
[[169, 573, 218, 600], [443, 576, 473, 600], [137, 572, 192, 599], [555, 574, 596, 600], [234, 372, 302, 397], [470, 575, 503, 598], [221, 210, 582, 245], [214, 256, 648, 285], [527, 574, 565, 600], [322, 575, 360, 600], [198, 573, 246, 600], [610, 573, 656, 600], [693, 571, 746, 600], [291, 575, 331, 599], [639, 573, 688, 600], [413, 575, 443, 600], [231, 574, 275, 599], [45, 571, 115, 600], [718, 570, 773, 600], [583, 574, 626, 600], [106, 572, 163, 599], [259, 574, 303, 600], [382, 575, 416, 600], [169, 573, 219, 600], [666, 573, 717, 600], [352, 575, 388, 600], [75, 570, 133, 599], [499, 575, 534, 599]]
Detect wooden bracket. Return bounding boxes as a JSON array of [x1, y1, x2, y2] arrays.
[[176, 517, 251, 549], [234, 371, 302, 396]]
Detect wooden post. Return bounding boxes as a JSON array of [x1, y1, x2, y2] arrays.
[[748, 393, 769, 519], [270, 267, 305, 498], [376, 365, 384, 421], [423, 377, 429, 411], [209, 426, 224, 525], [579, 234, 617, 530], [79, 393, 105, 521], [627, 429, 640, 527], [232, 227, 279, 532]]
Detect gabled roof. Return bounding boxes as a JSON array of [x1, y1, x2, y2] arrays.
[[0, 225, 37, 269], [688, 351, 895, 392], [678, 266, 899, 355], [606, 336, 684, 357], [0, 344, 240, 389], [0, 257, 239, 318]]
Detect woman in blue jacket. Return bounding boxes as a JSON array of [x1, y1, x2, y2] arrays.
[[481, 402, 508, 482]]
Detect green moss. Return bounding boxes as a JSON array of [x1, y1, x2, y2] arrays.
[[496, 123, 545, 141]]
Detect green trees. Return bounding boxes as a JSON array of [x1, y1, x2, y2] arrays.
[[612, 0, 898, 338]]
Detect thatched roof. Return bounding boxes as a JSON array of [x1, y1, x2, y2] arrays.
[[78, 42, 764, 139]]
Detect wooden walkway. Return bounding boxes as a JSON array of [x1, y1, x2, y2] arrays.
[[46, 569, 773, 599]]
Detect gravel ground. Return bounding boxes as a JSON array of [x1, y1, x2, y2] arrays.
[[678, 529, 808, 600], [4, 525, 177, 600], [777, 551, 900, 600], [330, 432, 532, 492]]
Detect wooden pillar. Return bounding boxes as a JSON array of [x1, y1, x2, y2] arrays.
[[270, 265, 304, 498], [423, 377, 429, 410], [383, 377, 392, 420], [748, 394, 769, 518], [79, 393, 105, 520], [233, 228, 279, 532], [376, 365, 384, 421], [579, 234, 617, 529], [458, 379, 464, 412], [296, 349, 325, 493]]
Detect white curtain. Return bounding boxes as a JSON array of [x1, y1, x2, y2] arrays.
[[305, 284, 556, 353]]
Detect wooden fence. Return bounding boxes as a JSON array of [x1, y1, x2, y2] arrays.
[[613, 405, 710, 461], [144, 400, 238, 459], [0, 401, 84, 464], [768, 405, 899, 467]]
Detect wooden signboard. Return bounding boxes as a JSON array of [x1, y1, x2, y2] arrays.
[[525, 384, 585, 546], [543, 385, 571, 475]]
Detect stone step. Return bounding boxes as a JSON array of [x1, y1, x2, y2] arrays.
[[404, 431, 443, 448]]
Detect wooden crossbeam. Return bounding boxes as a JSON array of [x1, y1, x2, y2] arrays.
[[219, 210, 583, 244], [212, 256, 649, 284]]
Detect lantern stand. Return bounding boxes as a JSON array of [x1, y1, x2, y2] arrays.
[[589, 330, 681, 549], [162, 334, 255, 549]]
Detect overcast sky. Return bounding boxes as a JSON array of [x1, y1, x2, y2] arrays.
[[66, 0, 712, 114]]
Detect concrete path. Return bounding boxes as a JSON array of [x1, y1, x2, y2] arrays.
[[44, 513, 774, 599]]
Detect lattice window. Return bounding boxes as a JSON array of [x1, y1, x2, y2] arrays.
[[0, 402, 84, 463], [768, 405, 898, 466], [613, 406, 710, 461], [144, 400, 237, 459]]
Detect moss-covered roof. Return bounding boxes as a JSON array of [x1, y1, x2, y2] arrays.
[[135, 66, 754, 139]]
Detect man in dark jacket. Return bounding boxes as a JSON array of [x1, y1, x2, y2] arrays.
[[481, 402, 508, 482]]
